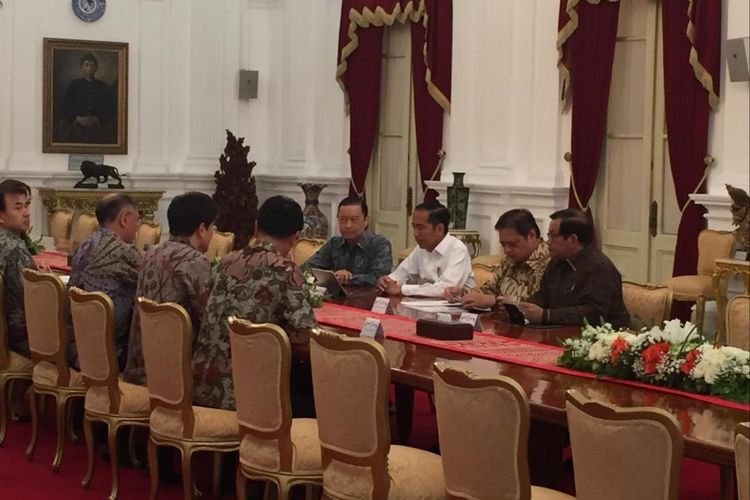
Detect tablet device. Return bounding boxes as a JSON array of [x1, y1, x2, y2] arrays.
[[311, 268, 348, 297], [503, 303, 526, 326]]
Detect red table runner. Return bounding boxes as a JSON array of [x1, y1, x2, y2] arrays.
[[314, 303, 750, 411], [33, 251, 71, 273]]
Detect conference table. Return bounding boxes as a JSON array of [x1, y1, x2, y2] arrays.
[[304, 286, 749, 471]]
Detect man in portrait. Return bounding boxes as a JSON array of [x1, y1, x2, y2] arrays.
[[57, 52, 116, 144]]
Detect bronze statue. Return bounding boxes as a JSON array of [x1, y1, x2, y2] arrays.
[[74, 161, 125, 189], [726, 183, 749, 256], [213, 130, 258, 249]]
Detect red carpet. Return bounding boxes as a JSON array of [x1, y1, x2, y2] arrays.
[[0, 390, 723, 499]]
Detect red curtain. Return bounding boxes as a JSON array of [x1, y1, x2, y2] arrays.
[[337, 0, 452, 200], [558, 0, 621, 215], [662, 0, 721, 281]]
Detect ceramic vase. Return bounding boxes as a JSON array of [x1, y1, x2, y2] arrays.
[[446, 172, 469, 230], [299, 183, 328, 239]]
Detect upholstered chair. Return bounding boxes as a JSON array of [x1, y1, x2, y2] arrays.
[[622, 281, 674, 330], [71, 211, 99, 248], [22, 269, 86, 471], [70, 287, 150, 499], [663, 229, 735, 334], [138, 297, 239, 500], [291, 238, 325, 266], [736, 422, 750, 500], [135, 222, 163, 251], [48, 209, 75, 253], [565, 390, 683, 500], [204, 230, 235, 260], [432, 363, 573, 500], [310, 330, 446, 499], [0, 276, 33, 445], [726, 295, 750, 351], [471, 255, 503, 289], [229, 317, 323, 500]]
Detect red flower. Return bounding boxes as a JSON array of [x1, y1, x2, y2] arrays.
[[610, 337, 629, 364], [680, 348, 701, 375], [641, 342, 670, 374]]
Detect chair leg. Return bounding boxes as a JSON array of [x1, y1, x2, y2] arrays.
[[25, 389, 39, 460], [107, 422, 121, 500], [180, 447, 194, 500], [0, 379, 8, 445], [81, 416, 95, 487], [236, 467, 247, 500], [278, 479, 292, 500], [66, 398, 80, 443], [128, 426, 142, 467], [51, 394, 67, 472], [212, 451, 223, 498], [147, 438, 159, 500], [695, 297, 706, 336]]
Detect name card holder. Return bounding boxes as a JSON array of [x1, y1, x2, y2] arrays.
[[360, 318, 385, 340], [458, 312, 479, 329], [371, 296, 391, 314]]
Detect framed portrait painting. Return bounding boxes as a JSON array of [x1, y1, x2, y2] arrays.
[[43, 38, 128, 154]]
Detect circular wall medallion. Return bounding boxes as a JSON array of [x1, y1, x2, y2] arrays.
[[72, 0, 106, 23]]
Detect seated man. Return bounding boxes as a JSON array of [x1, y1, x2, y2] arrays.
[[123, 192, 217, 385], [444, 208, 550, 308], [376, 200, 475, 297], [0, 180, 37, 358], [192, 195, 318, 415], [519, 208, 630, 328], [69, 193, 142, 369], [305, 195, 392, 286]]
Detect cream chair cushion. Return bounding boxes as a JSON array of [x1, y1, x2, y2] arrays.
[[5, 351, 33, 373], [696, 230, 736, 276], [663, 275, 714, 298], [323, 445, 445, 500], [726, 296, 750, 351], [85, 381, 150, 417], [205, 231, 235, 260], [622, 282, 672, 330], [32, 360, 84, 389], [150, 405, 239, 441], [239, 418, 322, 474], [292, 238, 325, 266]]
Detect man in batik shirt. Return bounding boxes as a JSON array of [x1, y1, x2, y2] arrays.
[[69, 194, 142, 369], [0, 179, 37, 358], [193, 196, 318, 415], [123, 192, 217, 385], [444, 209, 550, 308], [305, 195, 392, 286]]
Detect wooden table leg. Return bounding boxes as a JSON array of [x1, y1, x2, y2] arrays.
[[394, 383, 414, 445]]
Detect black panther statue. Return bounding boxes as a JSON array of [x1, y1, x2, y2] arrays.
[[74, 161, 125, 189]]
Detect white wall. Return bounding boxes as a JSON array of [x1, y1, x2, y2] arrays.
[[1, 0, 746, 248]]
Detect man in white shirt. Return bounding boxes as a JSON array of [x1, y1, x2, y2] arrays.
[[376, 200, 475, 297]]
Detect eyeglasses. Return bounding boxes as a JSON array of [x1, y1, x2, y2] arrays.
[[547, 232, 565, 240]]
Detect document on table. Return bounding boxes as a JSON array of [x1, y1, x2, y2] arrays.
[[399, 300, 465, 314]]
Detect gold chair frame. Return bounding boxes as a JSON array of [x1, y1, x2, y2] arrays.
[[139, 297, 240, 500], [736, 422, 750, 500], [622, 281, 674, 330], [229, 317, 323, 500], [70, 287, 149, 500], [0, 275, 33, 445], [23, 269, 86, 471], [725, 295, 750, 351], [311, 331, 392, 500], [566, 390, 683, 500]]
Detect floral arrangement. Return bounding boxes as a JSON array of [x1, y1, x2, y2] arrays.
[[303, 267, 325, 308], [558, 319, 750, 404], [23, 229, 45, 255]]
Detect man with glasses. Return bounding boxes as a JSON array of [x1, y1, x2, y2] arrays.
[[519, 208, 629, 328], [305, 195, 392, 286]]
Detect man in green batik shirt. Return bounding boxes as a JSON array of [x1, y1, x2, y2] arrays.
[[305, 196, 392, 286], [193, 196, 318, 415]]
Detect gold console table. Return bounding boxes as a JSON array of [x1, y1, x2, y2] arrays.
[[37, 188, 164, 225], [712, 258, 750, 344], [450, 229, 481, 258]]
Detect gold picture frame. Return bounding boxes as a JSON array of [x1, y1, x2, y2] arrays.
[[43, 37, 128, 154]]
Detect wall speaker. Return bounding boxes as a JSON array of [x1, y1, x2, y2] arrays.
[[726, 37, 749, 83], [239, 70, 259, 99]]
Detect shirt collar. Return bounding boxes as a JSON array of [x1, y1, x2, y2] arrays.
[[338, 231, 371, 250], [432, 234, 452, 256], [565, 245, 594, 271], [0, 227, 23, 241]]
